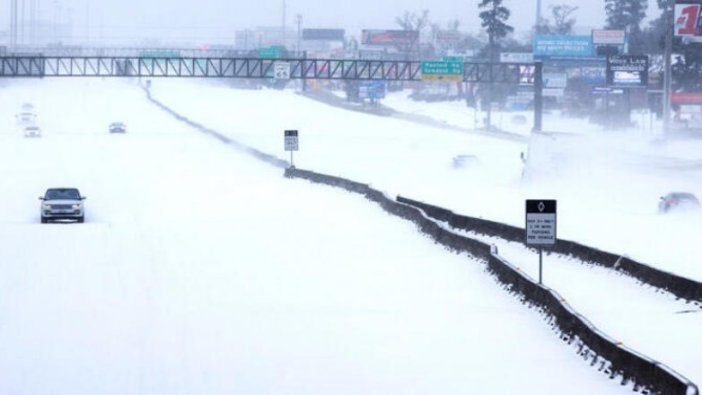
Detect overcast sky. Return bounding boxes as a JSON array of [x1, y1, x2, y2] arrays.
[[2, 0, 663, 45]]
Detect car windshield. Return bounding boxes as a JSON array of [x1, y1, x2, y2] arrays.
[[45, 189, 80, 200]]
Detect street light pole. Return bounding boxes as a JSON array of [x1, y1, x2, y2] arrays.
[[281, 0, 287, 47], [10, 0, 18, 49], [296, 14, 302, 55], [663, 0, 674, 136]]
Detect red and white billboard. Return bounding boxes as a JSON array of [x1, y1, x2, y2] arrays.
[[361, 30, 419, 46], [674, 3, 702, 36]]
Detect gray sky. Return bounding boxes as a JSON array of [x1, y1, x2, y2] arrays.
[[3, 0, 663, 45]]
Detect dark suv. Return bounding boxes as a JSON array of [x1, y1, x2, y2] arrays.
[[39, 188, 86, 223], [658, 192, 700, 213]]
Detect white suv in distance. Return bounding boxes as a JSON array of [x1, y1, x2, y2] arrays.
[[39, 188, 86, 223], [109, 122, 126, 133]]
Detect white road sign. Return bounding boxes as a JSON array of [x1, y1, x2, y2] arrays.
[[274, 62, 291, 80], [284, 129, 298, 151], [526, 200, 557, 245]]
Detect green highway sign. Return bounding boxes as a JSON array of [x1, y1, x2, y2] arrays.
[[258, 46, 283, 59], [421, 61, 464, 81]]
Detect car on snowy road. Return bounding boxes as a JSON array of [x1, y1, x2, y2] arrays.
[[109, 122, 126, 133], [658, 192, 700, 213], [39, 188, 86, 223]]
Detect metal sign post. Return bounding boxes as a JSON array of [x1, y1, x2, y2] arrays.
[[525, 200, 557, 284], [284, 130, 299, 167]]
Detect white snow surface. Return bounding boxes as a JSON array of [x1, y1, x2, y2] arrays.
[[151, 80, 702, 283], [0, 79, 629, 394], [455, 228, 702, 386]]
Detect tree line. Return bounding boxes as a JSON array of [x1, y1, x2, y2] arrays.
[[396, 0, 700, 91]]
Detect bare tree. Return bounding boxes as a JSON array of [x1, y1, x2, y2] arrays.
[[551, 5, 578, 35], [395, 10, 430, 59]]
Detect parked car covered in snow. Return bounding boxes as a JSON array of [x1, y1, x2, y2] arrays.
[[39, 188, 86, 223], [109, 122, 127, 133], [658, 192, 700, 213]]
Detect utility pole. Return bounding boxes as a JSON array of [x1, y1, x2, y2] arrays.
[[536, 0, 542, 29], [281, 0, 286, 47], [20, 0, 26, 45], [29, 0, 36, 45], [296, 14, 302, 55], [485, 0, 496, 131], [662, 0, 673, 136], [10, 0, 18, 49]]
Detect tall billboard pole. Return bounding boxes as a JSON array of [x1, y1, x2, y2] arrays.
[[10, 0, 18, 49]]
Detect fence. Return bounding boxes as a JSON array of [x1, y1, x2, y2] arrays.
[[285, 167, 698, 395], [397, 196, 702, 305]]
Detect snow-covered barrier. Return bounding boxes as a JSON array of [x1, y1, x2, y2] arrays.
[[396, 196, 702, 306], [142, 84, 289, 168], [285, 167, 699, 395]]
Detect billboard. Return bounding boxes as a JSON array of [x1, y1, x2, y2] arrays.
[[543, 73, 567, 88], [674, 3, 702, 36], [359, 81, 386, 100], [500, 52, 534, 63], [606, 55, 649, 87], [533, 35, 593, 58], [592, 30, 626, 45], [361, 30, 419, 46], [435, 30, 462, 42], [302, 29, 345, 41]]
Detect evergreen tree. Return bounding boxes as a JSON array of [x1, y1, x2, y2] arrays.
[[604, 0, 648, 52], [478, 0, 514, 61]]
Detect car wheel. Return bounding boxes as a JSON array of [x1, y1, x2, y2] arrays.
[[41, 217, 48, 224], [77, 216, 84, 223]]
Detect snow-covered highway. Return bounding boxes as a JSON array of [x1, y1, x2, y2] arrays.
[[0, 79, 629, 394]]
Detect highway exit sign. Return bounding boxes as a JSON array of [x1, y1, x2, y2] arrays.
[[421, 61, 464, 81]]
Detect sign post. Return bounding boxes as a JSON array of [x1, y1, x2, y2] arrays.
[[284, 130, 299, 167], [525, 200, 557, 284]]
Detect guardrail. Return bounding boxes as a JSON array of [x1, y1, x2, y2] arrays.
[[143, 83, 697, 393], [397, 196, 702, 305], [142, 84, 289, 169], [285, 167, 698, 395]]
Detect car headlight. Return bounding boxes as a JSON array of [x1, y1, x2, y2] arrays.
[[42, 204, 51, 209], [72, 204, 82, 210]]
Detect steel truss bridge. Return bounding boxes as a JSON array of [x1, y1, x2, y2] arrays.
[[0, 55, 544, 130], [0, 56, 538, 82]]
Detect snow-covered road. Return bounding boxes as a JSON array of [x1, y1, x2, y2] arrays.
[[0, 79, 628, 394], [150, 79, 702, 284], [448, 226, 702, 387]]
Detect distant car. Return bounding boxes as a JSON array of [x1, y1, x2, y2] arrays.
[[658, 192, 700, 213], [39, 188, 86, 223], [109, 122, 126, 133], [17, 112, 36, 125], [451, 154, 479, 169], [23, 125, 41, 138]]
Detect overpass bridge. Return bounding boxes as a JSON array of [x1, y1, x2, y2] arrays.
[[0, 54, 544, 131]]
